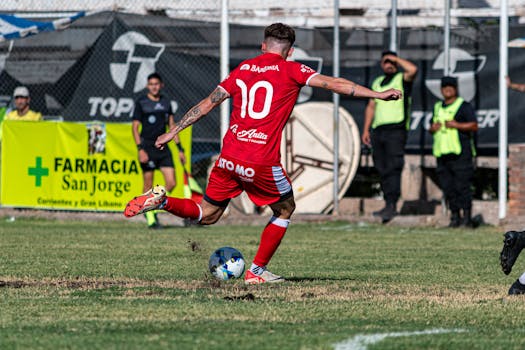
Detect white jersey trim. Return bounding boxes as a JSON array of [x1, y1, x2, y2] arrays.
[[272, 166, 291, 195], [305, 72, 320, 87], [216, 84, 230, 96]]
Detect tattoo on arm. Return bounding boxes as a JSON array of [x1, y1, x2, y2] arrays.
[[172, 88, 226, 134], [210, 88, 227, 104], [178, 106, 202, 131]]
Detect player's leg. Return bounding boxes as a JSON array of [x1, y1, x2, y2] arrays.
[[500, 230, 525, 275], [141, 170, 160, 229], [245, 194, 295, 284], [125, 184, 214, 223], [125, 156, 239, 225], [244, 164, 294, 284]]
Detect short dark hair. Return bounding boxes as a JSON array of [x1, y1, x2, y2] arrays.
[[264, 23, 296, 47], [381, 50, 397, 58], [441, 76, 458, 88], [147, 72, 163, 82]]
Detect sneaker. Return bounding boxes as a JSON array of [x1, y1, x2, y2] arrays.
[[244, 269, 285, 284], [500, 230, 525, 275], [124, 185, 167, 218], [508, 279, 525, 295]]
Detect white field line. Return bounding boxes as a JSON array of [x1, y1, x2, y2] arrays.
[[333, 328, 466, 350]]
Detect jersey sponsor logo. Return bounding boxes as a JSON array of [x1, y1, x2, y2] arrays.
[[300, 64, 315, 73], [289, 47, 323, 103], [240, 64, 251, 71], [249, 64, 280, 73], [217, 156, 255, 182], [147, 115, 156, 124], [230, 124, 268, 144]]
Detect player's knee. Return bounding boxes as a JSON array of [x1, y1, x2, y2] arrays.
[[272, 200, 295, 219]]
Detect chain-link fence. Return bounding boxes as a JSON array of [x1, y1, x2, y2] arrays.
[[2, 1, 525, 212]]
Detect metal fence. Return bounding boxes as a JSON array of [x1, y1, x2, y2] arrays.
[[2, 1, 525, 215], [0, 2, 339, 167]]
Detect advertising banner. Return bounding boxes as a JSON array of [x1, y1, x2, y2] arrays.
[[1, 12, 525, 156], [1, 120, 192, 211]]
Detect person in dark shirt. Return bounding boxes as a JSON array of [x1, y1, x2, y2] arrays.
[[132, 73, 186, 229], [429, 76, 478, 227]]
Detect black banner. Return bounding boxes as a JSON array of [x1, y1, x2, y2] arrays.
[[1, 12, 525, 158]]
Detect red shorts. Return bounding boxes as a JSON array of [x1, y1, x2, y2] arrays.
[[205, 155, 293, 207]]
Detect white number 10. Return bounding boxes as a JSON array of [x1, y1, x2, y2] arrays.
[[236, 79, 273, 119]]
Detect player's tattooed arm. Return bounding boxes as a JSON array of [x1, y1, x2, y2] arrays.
[[177, 105, 202, 131], [178, 87, 228, 129], [156, 87, 229, 149]]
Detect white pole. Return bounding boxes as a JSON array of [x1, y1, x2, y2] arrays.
[[499, 0, 508, 220], [333, 0, 340, 215], [444, 0, 451, 75], [390, 0, 397, 52], [220, 0, 230, 143]]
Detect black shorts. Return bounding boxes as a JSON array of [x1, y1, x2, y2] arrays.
[[140, 145, 174, 171]]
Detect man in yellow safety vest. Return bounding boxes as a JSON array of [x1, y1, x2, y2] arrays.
[[429, 76, 478, 228], [361, 51, 418, 223]]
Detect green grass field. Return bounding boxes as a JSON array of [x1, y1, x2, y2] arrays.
[[1, 216, 525, 349]]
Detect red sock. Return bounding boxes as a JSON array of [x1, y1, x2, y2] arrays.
[[163, 197, 202, 220], [253, 218, 289, 267]]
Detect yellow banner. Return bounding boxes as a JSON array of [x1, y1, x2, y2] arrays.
[[1, 120, 192, 211]]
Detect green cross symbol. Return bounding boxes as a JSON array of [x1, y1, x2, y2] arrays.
[[28, 157, 49, 187]]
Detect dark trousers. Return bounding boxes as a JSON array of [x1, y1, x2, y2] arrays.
[[371, 128, 407, 205], [436, 151, 474, 212]]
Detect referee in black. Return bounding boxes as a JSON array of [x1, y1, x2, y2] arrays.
[[132, 73, 186, 229]]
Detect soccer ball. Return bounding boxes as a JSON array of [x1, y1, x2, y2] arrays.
[[209, 246, 246, 280]]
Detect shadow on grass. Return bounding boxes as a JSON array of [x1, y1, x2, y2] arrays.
[[285, 276, 357, 282]]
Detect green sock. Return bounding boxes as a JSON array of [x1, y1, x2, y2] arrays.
[[145, 211, 157, 226]]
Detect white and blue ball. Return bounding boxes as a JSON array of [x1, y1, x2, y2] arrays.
[[209, 247, 245, 280]]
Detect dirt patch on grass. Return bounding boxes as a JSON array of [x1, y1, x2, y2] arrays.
[[0, 277, 210, 290], [0, 276, 510, 306]]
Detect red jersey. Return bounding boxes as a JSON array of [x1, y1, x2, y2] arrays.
[[218, 52, 318, 165]]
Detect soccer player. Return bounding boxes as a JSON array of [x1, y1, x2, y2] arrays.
[[501, 78, 525, 294], [125, 23, 402, 284], [132, 73, 186, 229], [500, 230, 525, 295]]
